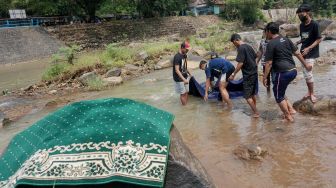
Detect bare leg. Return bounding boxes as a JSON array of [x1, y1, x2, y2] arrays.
[[246, 97, 259, 118], [286, 98, 296, 114], [180, 93, 188, 106], [219, 82, 232, 108], [307, 82, 317, 102], [278, 100, 294, 122]]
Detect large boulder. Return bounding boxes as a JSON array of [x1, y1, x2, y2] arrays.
[[105, 68, 122, 77], [166, 125, 215, 188], [323, 21, 336, 40], [78, 72, 98, 85], [191, 47, 208, 57], [155, 58, 173, 70], [279, 24, 300, 38], [124, 64, 140, 72], [102, 76, 123, 86], [293, 95, 336, 115], [316, 19, 334, 33], [316, 48, 336, 66]]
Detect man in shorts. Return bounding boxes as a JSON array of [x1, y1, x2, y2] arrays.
[[295, 4, 322, 103], [229, 34, 259, 118], [199, 53, 235, 107], [173, 42, 191, 105], [263, 22, 312, 122]]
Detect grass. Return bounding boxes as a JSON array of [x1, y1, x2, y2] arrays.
[[42, 20, 237, 82], [87, 77, 105, 91]]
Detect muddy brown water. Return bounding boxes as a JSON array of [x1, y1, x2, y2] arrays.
[[0, 40, 335, 187]]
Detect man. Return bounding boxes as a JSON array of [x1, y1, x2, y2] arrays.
[[263, 22, 312, 122], [173, 42, 191, 105], [256, 28, 271, 93], [229, 34, 259, 118], [199, 53, 235, 107], [296, 4, 322, 103]]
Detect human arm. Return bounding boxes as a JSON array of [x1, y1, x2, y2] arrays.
[[295, 39, 302, 46], [301, 38, 323, 56], [256, 50, 262, 65], [175, 64, 189, 84], [294, 50, 312, 71], [263, 61, 272, 87], [229, 62, 243, 80], [204, 78, 211, 101]]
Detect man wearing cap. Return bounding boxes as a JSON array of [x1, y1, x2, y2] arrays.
[[199, 53, 235, 107], [296, 4, 322, 103], [264, 22, 312, 122], [173, 42, 191, 105]]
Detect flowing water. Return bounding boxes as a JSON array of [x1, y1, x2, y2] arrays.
[[0, 40, 335, 187]]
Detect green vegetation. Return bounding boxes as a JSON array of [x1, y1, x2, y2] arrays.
[[42, 40, 179, 81], [87, 77, 105, 91], [223, 0, 265, 25]]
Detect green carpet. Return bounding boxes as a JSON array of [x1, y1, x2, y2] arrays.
[[0, 98, 174, 188]]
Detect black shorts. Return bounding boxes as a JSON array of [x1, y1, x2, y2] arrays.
[[243, 74, 258, 99], [218, 67, 235, 82]]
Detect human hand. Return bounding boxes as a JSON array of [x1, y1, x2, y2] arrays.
[[302, 47, 311, 56], [263, 77, 268, 87], [229, 74, 235, 81], [183, 79, 189, 85], [204, 93, 208, 102]]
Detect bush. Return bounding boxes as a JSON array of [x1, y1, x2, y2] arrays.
[[42, 62, 67, 81], [222, 0, 265, 25], [87, 77, 105, 91]]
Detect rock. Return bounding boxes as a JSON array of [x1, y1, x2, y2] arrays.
[[102, 77, 123, 86], [124, 64, 139, 71], [105, 68, 122, 77], [166, 125, 215, 188], [45, 100, 58, 108], [78, 72, 98, 85], [154, 58, 172, 70], [226, 55, 236, 61], [279, 24, 300, 38], [168, 34, 180, 42], [293, 95, 336, 115], [316, 19, 334, 33], [322, 21, 336, 40], [48, 90, 57, 95], [137, 51, 148, 62], [233, 144, 267, 161], [254, 20, 265, 30], [192, 47, 208, 57], [315, 48, 336, 66], [199, 33, 208, 38]]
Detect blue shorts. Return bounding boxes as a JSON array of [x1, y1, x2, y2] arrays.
[[272, 69, 297, 103]]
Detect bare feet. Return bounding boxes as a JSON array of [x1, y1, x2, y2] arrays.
[[284, 114, 294, 123], [289, 109, 297, 115], [310, 95, 317, 103], [252, 113, 260, 118], [302, 93, 310, 100]]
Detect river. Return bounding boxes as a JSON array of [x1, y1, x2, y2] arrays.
[[0, 40, 335, 187]]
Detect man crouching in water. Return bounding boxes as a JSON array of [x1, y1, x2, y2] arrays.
[[199, 53, 235, 108], [173, 42, 191, 105]]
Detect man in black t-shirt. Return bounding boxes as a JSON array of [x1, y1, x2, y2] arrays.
[[229, 33, 259, 118], [295, 4, 322, 103], [264, 22, 312, 122], [173, 43, 191, 105]]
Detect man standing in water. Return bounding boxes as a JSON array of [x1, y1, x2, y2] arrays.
[[295, 4, 322, 103], [173, 42, 190, 105], [199, 53, 235, 108], [229, 34, 259, 118], [263, 22, 312, 122]]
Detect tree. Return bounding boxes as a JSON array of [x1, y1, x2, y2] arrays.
[[73, 0, 105, 22]]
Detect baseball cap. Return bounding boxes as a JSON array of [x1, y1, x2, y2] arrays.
[[296, 4, 311, 13]]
